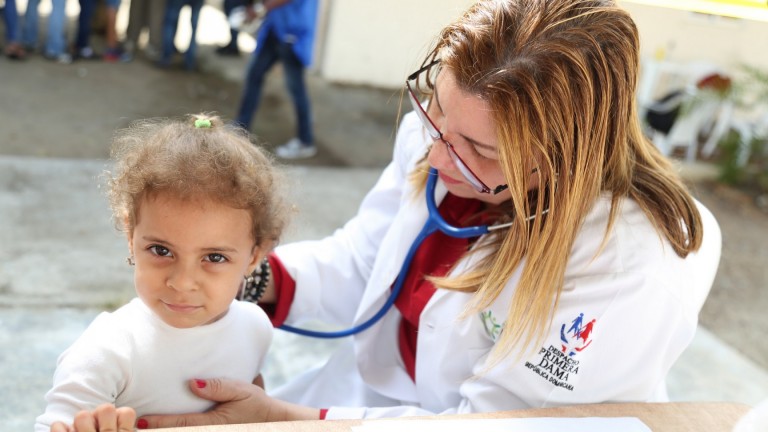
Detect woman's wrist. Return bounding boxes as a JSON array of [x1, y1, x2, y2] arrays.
[[242, 258, 270, 303], [260, 254, 278, 304], [269, 399, 322, 422]]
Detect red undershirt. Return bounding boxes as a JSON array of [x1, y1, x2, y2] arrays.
[[265, 193, 484, 417], [392, 193, 483, 380]]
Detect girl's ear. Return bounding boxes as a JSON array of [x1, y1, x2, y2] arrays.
[[247, 241, 274, 274], [123, 215, 134, 255], [126, 234, 134, 258], [246, 249, 262, 275]]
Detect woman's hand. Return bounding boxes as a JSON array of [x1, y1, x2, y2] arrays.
[[137, 378, 320, 429], [50, 404, 136, 432]]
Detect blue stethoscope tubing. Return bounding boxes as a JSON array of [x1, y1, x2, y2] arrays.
[[279, 168, 504, 338]]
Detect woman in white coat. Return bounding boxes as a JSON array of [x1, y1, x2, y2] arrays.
[[65, 0, 722, 430]]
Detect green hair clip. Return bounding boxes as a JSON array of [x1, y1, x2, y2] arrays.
[[194, 119, 212, 129]]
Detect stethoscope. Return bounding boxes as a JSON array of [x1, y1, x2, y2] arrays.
[[279, 167, 516, 338]]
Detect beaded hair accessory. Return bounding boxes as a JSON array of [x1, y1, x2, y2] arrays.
[[241, 258, 270, 303]]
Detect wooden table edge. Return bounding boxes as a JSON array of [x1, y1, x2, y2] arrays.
[[156, 401, 753, 432]]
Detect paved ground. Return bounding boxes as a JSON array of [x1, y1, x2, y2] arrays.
[[1, 4, 767, 430]]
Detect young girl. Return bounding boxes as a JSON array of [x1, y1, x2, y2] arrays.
[[37, 114, 289, 432]]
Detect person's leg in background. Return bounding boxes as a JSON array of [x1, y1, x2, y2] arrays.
[[274, 40, 316, 159], [217, 0, 246, 56], [44, 0, 71, 63], [103, 0, 125, 61], [22, 0, 41, 52], [123, 0, 150, 60], [2, 0, 26, 60], [183, 0, 203, 71], [74, 0, 98, 59], [145, 0, 166, 61], [159, 0, 183, 67], [235, 32, 280, 129]]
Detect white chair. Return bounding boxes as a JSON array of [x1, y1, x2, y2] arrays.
[[638, 59, 731, 162], [708, 110, 768, 167], [654, 93, 727, 162]]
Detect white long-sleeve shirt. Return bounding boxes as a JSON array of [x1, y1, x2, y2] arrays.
[[35, 298, 272, 431]]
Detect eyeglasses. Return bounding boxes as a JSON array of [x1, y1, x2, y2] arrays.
[[406, 60, 508, 195]]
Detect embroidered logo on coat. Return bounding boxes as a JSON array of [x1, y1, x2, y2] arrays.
[[480, 310, 503, 341], [523, 312, 597, 391], [560, 312, 597, 356]]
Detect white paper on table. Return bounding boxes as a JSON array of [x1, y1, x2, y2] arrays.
[[352, 417, 651, 432]]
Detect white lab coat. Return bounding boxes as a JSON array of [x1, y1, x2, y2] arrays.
[[272, 112, 722, 419]]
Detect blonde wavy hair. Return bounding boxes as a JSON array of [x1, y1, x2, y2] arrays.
[[106, 113, 290, 251], [411, 0, 703, 363]]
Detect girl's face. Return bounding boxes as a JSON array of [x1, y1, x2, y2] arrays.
[[128, 193, 262, 329], [426, 70, 537, 205]]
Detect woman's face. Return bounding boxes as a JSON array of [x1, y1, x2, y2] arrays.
[[128, 192, 262, 328], [425, 70, 515, 206]]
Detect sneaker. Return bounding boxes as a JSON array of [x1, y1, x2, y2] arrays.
[[275, 138, 317, 159], [103, 47, 132, 63], [215, 43, 240, 57], [4, 43, 26, 60], [119, 51, 134, 62], [103, 47, 122, 62], [44, 52, 72, 64], [143, 45, 161, 62], [74, 46, 100, 60]]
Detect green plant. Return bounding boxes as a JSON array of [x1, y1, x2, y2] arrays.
[[713, 65, 768, 195], [717, 129, 745, 185], [747, 137, 768, 193]]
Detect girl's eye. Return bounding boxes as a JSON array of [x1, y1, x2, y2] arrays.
[[205, 253, 228, 263], [149, 245, 172, 257]]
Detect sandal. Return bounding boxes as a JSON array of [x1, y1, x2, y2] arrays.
[[4, 43, 27, 61]]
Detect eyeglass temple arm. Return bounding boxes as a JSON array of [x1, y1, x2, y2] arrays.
[[407, 59, 441, 81]]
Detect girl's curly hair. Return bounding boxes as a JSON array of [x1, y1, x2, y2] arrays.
[[106, 113, 290, 249]]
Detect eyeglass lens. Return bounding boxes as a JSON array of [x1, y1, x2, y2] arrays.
[[406, 84, 441, 141], [406, 82, 490, 193]]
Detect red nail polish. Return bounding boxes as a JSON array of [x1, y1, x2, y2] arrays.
[[137, 418, 148, 429], [195, 379, 207, 388]]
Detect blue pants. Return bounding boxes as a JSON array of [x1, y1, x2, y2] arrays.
[[161, 0, 203, 70], [2, 0, 20, 43], [22, 0, 67, 56], [236, 32, 314, 144], [75, 0, 96, 50]]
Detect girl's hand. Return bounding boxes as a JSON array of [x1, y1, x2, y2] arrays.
[[137, 378, 320, 429], [50, 404, 136, 432]]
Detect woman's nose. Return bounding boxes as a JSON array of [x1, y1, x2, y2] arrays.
[[427, 139, 453, 172]]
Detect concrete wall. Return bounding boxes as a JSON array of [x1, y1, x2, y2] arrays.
[[318, 0, 475, 89], [316, 0, 768, 90], [619, 1, 768, 73]]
